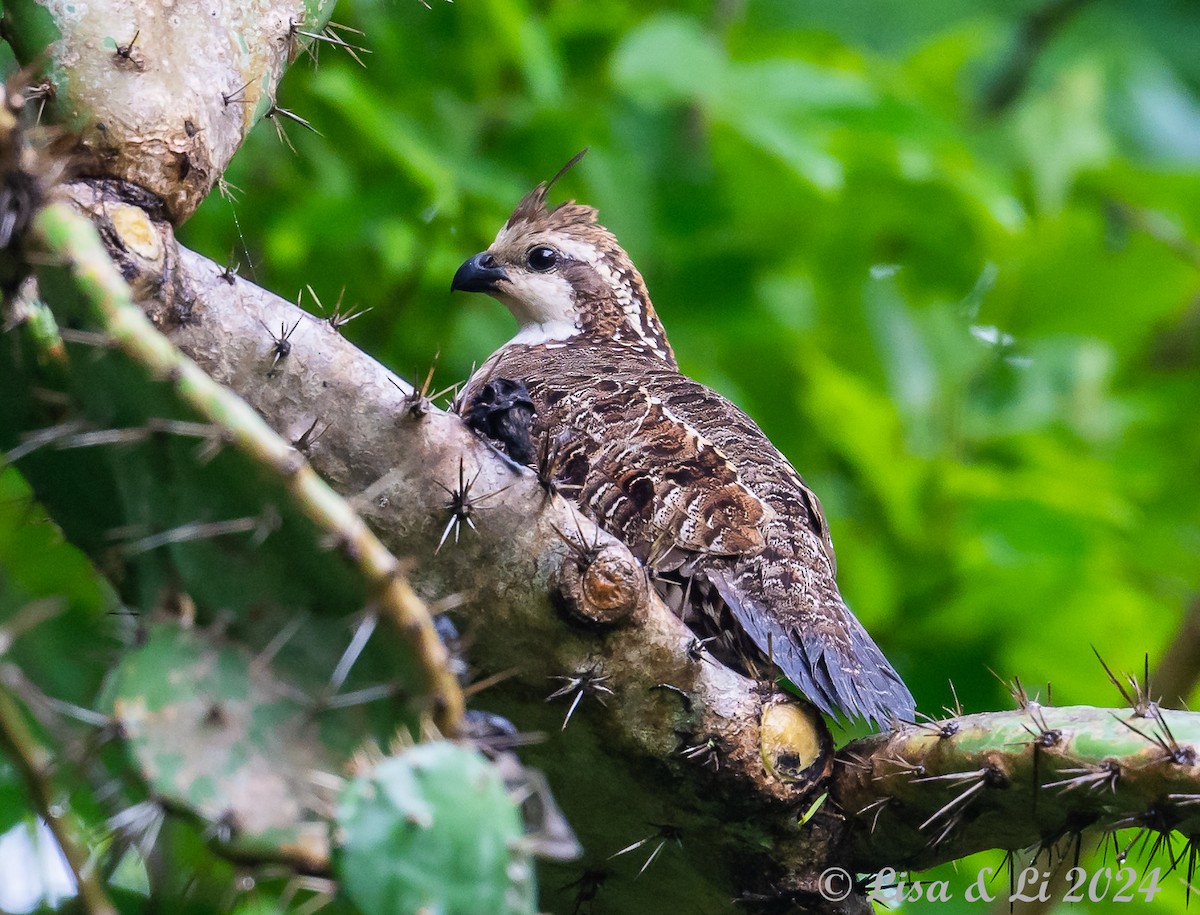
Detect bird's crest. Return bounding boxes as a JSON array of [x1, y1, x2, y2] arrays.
[[505, 148, 598, 234]]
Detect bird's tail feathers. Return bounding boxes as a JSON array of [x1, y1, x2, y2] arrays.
[[705, 568, 914, 728]]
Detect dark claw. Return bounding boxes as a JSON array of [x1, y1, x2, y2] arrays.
[[464, 378, 537, 465], [433, 615, 468, 685], [463, 709, 520, 741]]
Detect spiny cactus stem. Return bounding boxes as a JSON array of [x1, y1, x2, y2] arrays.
[[834, 705, 1200, 872], [3, 0, 345, 221], [0, 673, 118, 915], [30, 201, 464, 734]]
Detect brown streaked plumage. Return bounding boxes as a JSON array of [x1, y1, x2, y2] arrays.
[[452, 161, 914, 726]]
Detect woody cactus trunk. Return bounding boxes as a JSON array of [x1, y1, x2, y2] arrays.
[[1, 4, 1200, 915]]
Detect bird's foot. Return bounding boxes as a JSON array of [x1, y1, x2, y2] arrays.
[[463, 377, 537, 464]]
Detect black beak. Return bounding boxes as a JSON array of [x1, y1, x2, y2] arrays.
[[451, 252, 509, 293]]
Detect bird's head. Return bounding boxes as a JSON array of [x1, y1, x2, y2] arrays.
[[451, 152, 675, 363]]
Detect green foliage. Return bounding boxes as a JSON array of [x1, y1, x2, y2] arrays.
[[337, 742, 533, 915]]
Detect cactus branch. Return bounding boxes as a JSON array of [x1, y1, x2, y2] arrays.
[[834, 705, 1200, 873], [1, 0, 342, 222]]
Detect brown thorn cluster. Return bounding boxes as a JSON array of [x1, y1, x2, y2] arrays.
[[1094, 647, 1158, 718], [433, 457, 510, 553], [546, 666, 614, 731]]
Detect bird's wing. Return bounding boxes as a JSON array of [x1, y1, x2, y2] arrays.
[[550, 380, 769, 560], [650, 374, 913, 725], [658, 382, 839, 573]]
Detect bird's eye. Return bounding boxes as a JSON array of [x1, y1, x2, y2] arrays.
[[526, 246, 558, 272]]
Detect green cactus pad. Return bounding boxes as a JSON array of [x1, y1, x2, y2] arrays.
[[337, 742, 536, 915], [105, 622, 340, 868]]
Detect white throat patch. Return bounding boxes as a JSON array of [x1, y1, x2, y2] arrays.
[[508, 319, 581, 346], [495, 271, 578, 327]]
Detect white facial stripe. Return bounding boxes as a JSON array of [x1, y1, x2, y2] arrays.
[[494, 227, 601, 269], [545, 235, 632, 302], [548, 235, 604, 264], [541, 235, 662, 355]]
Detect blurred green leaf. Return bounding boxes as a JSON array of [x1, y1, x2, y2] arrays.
[[1014, 64, 1112, 213], [609, 14, 725, 108]]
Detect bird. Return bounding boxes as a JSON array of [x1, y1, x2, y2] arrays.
[[451, 154, 914, 727]]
